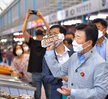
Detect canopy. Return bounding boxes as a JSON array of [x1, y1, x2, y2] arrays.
[[0, 0, 14, 14]]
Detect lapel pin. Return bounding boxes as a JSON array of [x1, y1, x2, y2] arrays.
[[80, 72, 85, 77]]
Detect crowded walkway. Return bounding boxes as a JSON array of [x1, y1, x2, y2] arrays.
[[0, 0, 108, 99]]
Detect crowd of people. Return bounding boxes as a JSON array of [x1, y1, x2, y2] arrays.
[[0, 9, 108, 99]]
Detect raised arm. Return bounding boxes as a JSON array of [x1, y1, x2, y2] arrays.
[[45, 51, 70, 77], [36, 11, 50, 34], [22, 9, 32, 42]]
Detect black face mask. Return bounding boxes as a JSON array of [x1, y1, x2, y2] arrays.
[[36, 30, 43, 35]]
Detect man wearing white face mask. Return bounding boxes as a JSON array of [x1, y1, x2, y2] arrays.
[[42, 25, 74, 99], [92, 18, 108, 61], [72, 40, 90, 53], [44, 23, 108, 99]]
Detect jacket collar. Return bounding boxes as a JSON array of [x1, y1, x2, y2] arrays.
[[76, 46, 97, 69]]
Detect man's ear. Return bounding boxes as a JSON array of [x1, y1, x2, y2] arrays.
[[88, 40, 93, 46]]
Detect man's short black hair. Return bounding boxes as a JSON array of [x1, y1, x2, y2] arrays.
[[75, 23, 98, 47], [50, 25, 66, 35], [92, 18, 107, 28]]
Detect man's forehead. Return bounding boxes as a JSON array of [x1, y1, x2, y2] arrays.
[[75, 30, 85, 33], [75, 30, 85, 36]]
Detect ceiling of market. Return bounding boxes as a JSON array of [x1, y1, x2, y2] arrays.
[[0, 0, 14, 14], [0, 0, 81, 16]]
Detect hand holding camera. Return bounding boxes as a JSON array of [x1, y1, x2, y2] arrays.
[[30, 10, 37, 15], [26, 9, 37, 18], [26, 9, 44, 20]]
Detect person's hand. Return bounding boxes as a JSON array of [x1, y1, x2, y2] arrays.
[[12, 71, 23, 78], [46, 41, 56, 51], [18, 72, 23, 78], [37, 11, 44, 20], [62, 76, 68, 82], [26, 9, 32, 19], [57, 86, 71, 96]]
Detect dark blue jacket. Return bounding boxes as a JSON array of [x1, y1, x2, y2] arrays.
[[42, 47, 74, 99]]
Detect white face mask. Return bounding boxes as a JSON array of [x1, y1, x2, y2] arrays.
[[72, 40, 90, 53], [16, 49, 23, 56], [98, 30, 103, 39], [23, 46, 29, 52], [72, 40, 83, 53]]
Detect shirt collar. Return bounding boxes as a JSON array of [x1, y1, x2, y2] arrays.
[[78, 53, 84, 58], [78, 53, 85, 63], [55, 45, 70, 56], [102, 39, 106, 46]]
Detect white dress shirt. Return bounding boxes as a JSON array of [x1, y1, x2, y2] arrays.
[[55, 46, 70, 87]]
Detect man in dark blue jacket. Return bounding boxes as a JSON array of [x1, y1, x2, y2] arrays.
[[42, 25, 74, 99]]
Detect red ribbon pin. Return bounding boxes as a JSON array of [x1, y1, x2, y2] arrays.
[[80, 72, 85, 77]]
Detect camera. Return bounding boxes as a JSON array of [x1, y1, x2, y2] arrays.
[[31, 10, 37, 15]]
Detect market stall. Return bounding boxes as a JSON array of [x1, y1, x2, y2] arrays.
[[0, 74, 36, 98]]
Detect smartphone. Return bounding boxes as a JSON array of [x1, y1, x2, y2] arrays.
[[31, 10, 37, 15]]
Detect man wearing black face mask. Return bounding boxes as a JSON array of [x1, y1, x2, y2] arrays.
[[22, 9, 50, 99]]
